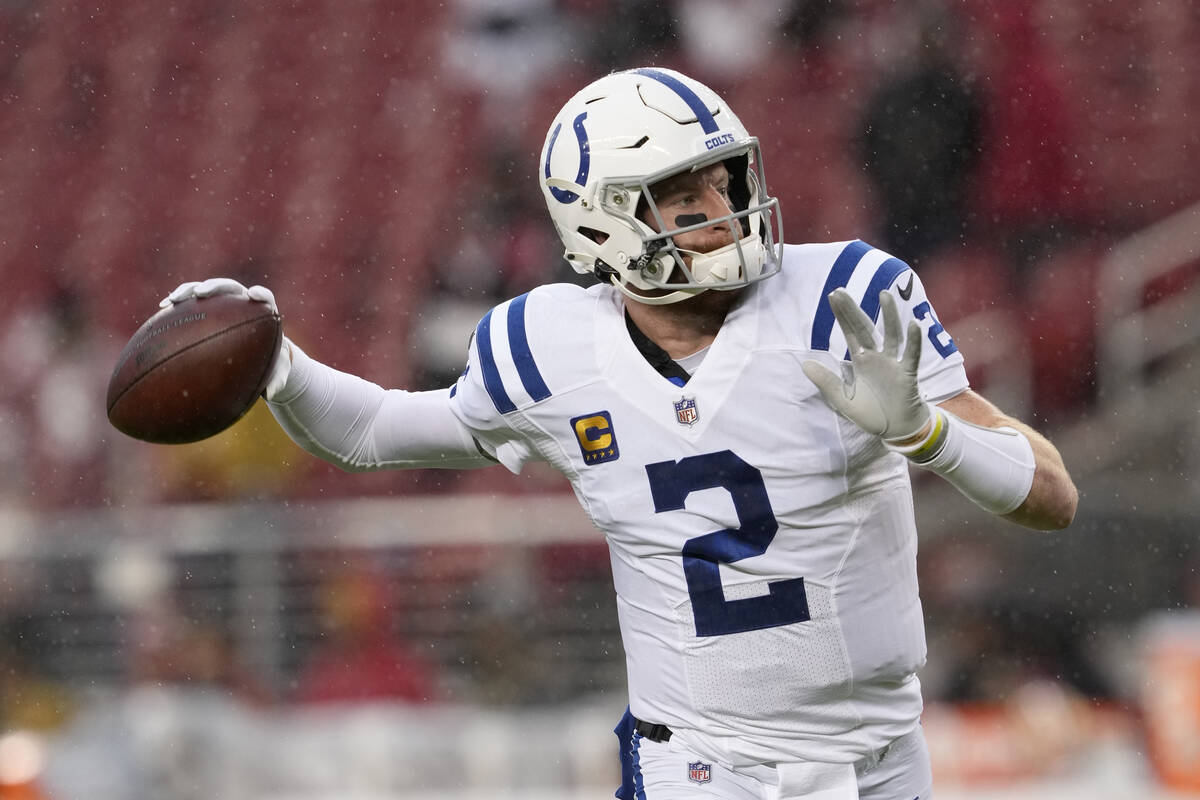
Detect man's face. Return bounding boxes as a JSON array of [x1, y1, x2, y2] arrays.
[[640, 162, 737, 258]]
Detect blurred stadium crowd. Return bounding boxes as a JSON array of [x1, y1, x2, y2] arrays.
[[0, 0, 1198, 797]]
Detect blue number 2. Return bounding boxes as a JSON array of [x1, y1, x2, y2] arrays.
[[913, 301, 958, 358], [645, 450, 810, 637]]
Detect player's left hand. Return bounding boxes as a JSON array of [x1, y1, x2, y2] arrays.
[[801, 289, 931, 442]]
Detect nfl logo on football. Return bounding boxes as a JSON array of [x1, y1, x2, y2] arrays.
[[688, 761, 712, 785], [674, 396, 699, 426]]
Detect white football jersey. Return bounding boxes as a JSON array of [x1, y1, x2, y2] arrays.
[[449, 240, 968, 767]]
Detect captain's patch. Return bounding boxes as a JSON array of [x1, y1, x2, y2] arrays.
[[571, 411, 620, 465]]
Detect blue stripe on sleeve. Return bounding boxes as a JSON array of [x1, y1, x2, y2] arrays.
[[860, 258, 911, 322], [474, 309, 516, 414], [811, 240, 872, 351], [845, 257, 912, 360], [633, 68, 719, 134], [507, 293, 552, 403]]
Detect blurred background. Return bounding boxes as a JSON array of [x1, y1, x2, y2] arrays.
[[0, 0, 1198, 797]]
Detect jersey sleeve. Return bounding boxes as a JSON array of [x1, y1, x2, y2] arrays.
[[446, 294, 548, 474], [808, 240, 969, 403], [884, 264, 968, 402], [267, 340, 495, 471]]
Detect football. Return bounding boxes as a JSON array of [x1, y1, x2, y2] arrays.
[[106, 293, 282, 444]]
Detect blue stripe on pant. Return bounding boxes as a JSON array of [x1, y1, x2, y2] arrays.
[[614, 707, 648, 799]]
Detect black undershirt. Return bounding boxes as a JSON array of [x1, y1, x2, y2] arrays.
[[624, 310, 692, 386]]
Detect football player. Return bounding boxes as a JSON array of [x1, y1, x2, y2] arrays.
[[163, 67, 1077, 799]]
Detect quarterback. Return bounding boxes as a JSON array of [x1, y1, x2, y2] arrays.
[[164, 68, 1077, 799]]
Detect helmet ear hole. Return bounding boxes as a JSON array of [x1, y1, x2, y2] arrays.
[[578, 226, 609, 245]]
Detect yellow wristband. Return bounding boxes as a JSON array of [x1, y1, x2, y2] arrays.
[[887, 409, 949, 463]]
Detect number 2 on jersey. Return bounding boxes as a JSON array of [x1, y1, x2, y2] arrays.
[[646, 450, 810, 637]]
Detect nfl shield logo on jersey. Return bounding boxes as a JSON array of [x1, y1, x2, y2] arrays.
[[674, 396, 699, 426], [688, 761, 712, 784]]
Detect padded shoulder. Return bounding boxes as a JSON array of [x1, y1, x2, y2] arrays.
[[763, 240, 916, 353], [454, 283, 602, 419], [769, 239, 967, 400]]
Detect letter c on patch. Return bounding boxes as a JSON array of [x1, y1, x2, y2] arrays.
[[570, 411, 620, 464], [574, 415, 611, 450]]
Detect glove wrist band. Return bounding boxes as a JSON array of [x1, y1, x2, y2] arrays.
[[885, 407, 948, 464]]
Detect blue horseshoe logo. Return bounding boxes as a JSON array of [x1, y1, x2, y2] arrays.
[[544, 112, 590, 204]]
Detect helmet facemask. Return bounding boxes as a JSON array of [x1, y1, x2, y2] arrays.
[[589, 144, 783, 306]]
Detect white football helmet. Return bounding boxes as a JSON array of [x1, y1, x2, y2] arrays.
[[539, 67, 784, 305]]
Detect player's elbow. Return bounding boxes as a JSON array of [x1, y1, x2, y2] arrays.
[[1050, 480, 1080, 530], [1060, 484, 1080, 527], [1044, 469, 1080, 530], [1038, 493, 1078, 531], [1014, 477, 1079, 531]]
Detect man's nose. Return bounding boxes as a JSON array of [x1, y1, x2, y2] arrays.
[[701, 191, 735, 237]]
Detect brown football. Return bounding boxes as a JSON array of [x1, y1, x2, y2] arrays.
[[106, 293, 282, 444]]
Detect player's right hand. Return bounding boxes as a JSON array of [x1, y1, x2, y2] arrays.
[[158, 277, 292, 400], [159, 277, 278, 314]]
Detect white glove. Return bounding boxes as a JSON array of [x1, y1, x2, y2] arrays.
[[158, 277, 291, 400], [159, 276, 278, 313], [801, 288, 931, 442]]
